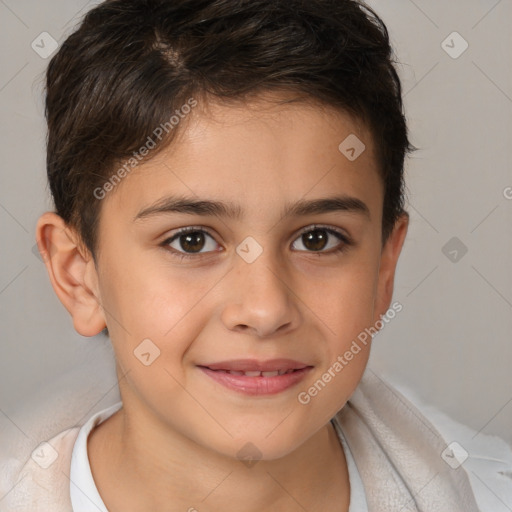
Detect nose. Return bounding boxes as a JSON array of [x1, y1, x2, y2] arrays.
[[220, 249, 301, 338]]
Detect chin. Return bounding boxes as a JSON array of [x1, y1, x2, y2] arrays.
[[220, 433, 306, 464]]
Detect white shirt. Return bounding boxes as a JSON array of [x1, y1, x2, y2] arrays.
[[69, 402, 121, 512], [69, 402, 368, 512]]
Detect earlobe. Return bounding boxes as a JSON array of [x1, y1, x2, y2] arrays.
[[35, 212, 106, 337], [374, 212, 409, 323]]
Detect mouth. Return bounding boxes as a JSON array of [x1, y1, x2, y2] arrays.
[[197, 359, 313, 395]]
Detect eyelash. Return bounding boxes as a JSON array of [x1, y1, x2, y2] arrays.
[[161, 224, 353, 261]]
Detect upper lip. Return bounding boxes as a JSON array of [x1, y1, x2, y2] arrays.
[[199, 359, 311, 372]]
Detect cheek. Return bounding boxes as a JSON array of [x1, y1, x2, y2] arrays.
[[98, 257, 217, 376], [98, 244, 198, 331], [297, 277, 376, 417], [314, 264, 378, 340]]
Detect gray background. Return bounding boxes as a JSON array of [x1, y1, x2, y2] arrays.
[[0, 0, 511, 445]]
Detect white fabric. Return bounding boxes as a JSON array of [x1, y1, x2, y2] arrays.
[[332, 370, 512, 511], [335, 421, 370, 511], [69, 402, 121, 512], [389, 376, 512, 512]]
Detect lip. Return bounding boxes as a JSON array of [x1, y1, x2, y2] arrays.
[[197, 359, 313, 396]]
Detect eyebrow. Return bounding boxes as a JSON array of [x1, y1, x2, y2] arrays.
[[133, 194, 371, 222]]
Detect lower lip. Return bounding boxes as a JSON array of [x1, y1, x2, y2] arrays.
[[198, 366, 313, 396]]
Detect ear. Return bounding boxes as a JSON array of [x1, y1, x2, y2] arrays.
[[373, 212, 409, 323], [35, 212, 106, 337]]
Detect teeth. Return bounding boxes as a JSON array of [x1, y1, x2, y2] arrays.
[[223, 369, 296, 377], [244, 371, 263, 377]]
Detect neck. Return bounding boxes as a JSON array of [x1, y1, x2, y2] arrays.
[[88, 402, 350, 512]]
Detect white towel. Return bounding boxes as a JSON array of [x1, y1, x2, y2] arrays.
[[334, 369, 488, 511]]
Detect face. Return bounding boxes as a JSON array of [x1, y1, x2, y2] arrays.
[[42, 93, 408, 461]]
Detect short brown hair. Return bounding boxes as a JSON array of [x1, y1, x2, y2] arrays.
[[45, 0, 413, 261]]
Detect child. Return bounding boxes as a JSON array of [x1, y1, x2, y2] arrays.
[[1, 0, 510, 510]]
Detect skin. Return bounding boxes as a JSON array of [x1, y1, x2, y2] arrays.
[[36, 91, 408, 512]]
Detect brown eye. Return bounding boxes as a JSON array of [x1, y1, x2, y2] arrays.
[[164, 228, 219, 257], [178, 232, 206, 253], [292, 226, 349, 254], [301, 229, 329, 251]]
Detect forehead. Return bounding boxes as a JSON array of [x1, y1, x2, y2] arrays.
[[103, 93, 382, 226]]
